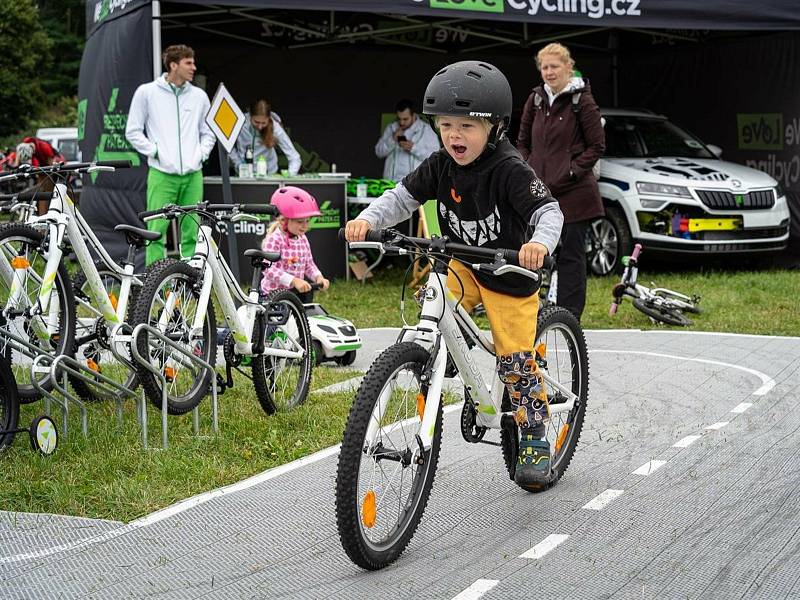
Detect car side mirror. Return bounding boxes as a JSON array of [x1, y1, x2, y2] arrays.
[[706, 144, 723, 158]]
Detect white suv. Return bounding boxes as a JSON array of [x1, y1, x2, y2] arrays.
[[588, 109, 790, 275]]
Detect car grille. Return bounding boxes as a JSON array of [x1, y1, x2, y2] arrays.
[[696, 189, 775, 210]]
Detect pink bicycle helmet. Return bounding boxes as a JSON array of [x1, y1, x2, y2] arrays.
[[270, 186, 322, 219]]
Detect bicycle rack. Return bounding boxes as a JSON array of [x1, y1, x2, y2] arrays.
[[130, 323, 219, 450]]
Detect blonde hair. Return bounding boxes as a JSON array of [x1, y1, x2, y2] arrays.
[[535, 42, 575, 74], [433, 115, 493, 133], [268, 216, 285, 234]]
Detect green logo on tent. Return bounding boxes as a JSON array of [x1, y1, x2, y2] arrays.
[[310, 201, 341, 230], [429, 0, 504, 14]]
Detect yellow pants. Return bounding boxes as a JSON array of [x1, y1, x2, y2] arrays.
[[446, 260, 549, 427]]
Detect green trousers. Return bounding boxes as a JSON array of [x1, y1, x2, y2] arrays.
[[145, 168, 203, 265]]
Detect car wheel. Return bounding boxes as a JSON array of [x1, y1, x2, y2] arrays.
[[587, 205, 632, 276]]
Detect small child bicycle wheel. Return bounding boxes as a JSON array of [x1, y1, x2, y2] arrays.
[[29, 415, 58, 455], [633, 298, 692, 326]]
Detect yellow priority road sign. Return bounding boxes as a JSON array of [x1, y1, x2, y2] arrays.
[[205, 83, 245, 155]]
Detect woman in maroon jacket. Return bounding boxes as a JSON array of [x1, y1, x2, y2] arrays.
[[516, 42, 605, 320]]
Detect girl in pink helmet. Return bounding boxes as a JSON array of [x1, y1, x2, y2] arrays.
[[261, 185, 330, 302]]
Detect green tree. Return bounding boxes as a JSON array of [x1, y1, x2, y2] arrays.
[[0, 0, 52, 136], [37, 0, 85, 99]]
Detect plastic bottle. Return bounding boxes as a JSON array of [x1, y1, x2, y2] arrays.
[[256, 155, 267, 178], [243, 146, 254, 178], [356, 176, 368, 200]]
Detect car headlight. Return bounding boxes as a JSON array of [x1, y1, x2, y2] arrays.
[[774, 182, 785, 199], [639, 199, 667, 209], [636, 182, 693, 198]]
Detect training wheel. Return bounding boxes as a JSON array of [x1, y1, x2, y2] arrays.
[[28, 415, 58, 455]]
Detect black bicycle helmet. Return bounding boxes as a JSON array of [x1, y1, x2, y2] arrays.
[[423, 61, 512, 135]]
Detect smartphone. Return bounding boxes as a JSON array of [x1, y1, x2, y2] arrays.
[[397, 135, 407, 142]]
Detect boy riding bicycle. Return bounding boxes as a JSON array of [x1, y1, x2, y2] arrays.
[[345, 61, 564, 488]]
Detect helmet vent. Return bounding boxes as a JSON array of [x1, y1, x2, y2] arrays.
[[466, 70, 482, 80], [426, 97, 435, 105], [455, 100, 471, 107]]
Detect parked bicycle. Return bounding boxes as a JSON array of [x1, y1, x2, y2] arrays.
[[335, 229, 589, 570], [133, 201, 313, 415], [0, 160, 145, 403], [610, 243, 701, 326]]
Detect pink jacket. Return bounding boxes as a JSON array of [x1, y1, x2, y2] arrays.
[[260, 228, 322, 294]]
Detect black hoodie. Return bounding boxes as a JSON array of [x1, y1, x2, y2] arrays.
[[402, 138, 557, 296]]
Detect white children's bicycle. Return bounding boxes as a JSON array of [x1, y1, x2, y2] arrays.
[[610, 243, 701, 326], [335, 229, 589, 570], [133, 201, 313, 415], [0, 160, 148, 403]]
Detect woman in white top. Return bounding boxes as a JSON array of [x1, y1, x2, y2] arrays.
[[230, 99, 302, 175]]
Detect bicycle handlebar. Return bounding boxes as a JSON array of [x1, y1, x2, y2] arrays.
[[342, 228, 555, 271], [0, 191, 55, 203], [0, 159, 133, 182], [139, 202, 278, 221]]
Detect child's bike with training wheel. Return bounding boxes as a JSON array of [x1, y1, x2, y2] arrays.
[[133, 201, 314, 415], [335, 228, 589, 570], [609, 243, 701, 326]]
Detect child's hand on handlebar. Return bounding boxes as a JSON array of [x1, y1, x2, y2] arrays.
[[292, 278, 312, 293], [315, 276, 330, 291], [344, 219, 371, 242], [519, 242, 549, 270]]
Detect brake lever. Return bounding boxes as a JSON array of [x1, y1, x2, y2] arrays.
[[473, 261, 540, 282], [86, 165, 116, 174]]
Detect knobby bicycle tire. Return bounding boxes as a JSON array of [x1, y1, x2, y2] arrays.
[[335, 342, 442, 570], [252, 288, 313, 414], [130, 259, 216, 415], [0, 224, 76, 403], [633, 298, 692, 326]]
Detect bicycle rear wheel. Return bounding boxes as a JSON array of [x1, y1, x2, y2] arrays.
[[252, 289, 312, 414], [654, 290, 701, 314], [335, 342, 442, 570], [70, 270, 139, 402], [0, 355, 19, 450], [0, 224, 76, 403], [130, 259, 216, 415], [501, 306, 589, 491], [633, 298, 692, 326]]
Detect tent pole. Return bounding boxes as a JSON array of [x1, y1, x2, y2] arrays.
[[152, 0, 162, 79]]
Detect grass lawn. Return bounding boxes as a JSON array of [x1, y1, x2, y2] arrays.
[[2, 260, 798, 522]]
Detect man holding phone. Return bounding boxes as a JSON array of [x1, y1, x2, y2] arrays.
[[374, 98, 439, 181]]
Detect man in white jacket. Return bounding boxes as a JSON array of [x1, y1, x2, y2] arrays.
[[126, 44, 216, 265], [374, 99, 439, 181]]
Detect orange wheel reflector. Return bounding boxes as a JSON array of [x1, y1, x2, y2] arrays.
[[555, 423, 570, 453], [86, 358, 100, 373], [361, 490, 377, 528], [535, 342, 547, 358], [164, 366, 177, 382], [108, 292, 118, 311], [11, 256, 30, 269], [416, 393, 426, 419]]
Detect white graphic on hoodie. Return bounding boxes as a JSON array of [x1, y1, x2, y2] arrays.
[[440, 202, 500, 246]]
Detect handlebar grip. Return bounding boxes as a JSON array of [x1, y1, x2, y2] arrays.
[[138, 206, 174, 220], [542, 255, 555, 271], [308, 283, 324, 291], [337, 228, 385, 243], [609, 303, 618, 316], [240, 203, 278, 216], [631, 243, 642, 260], [0, 191, 53, 202], [95, 160, 133, 169]]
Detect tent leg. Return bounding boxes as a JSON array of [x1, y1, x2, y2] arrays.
[[152, 0, 162, 79]]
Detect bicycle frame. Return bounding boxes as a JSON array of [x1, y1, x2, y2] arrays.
[[364, 261, 579, 452], [171, 220, 304, 360], [0, 183, 138, 343]]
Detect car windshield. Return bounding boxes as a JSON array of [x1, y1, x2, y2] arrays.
[[56, 139, 80, 161], [604, 115, 715, 159]]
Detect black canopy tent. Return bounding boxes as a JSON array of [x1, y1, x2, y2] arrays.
[[79, 0, 800, 264]]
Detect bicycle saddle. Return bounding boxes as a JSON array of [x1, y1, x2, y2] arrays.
[[244, 249, 281, 263], [115, 224, 161, 246]]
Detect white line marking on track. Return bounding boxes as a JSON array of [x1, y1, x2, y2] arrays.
[[589, 349, 775, 396], [520, 534, 570, 559], [705, 421, 729, 430], [673, 435, 702, 448], [452, 579, 500, 600], [632, 460, 667, 476], [731, 402, 753, 414], [582, 489, 624, 510]]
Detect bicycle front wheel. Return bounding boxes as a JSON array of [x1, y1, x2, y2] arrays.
[[130, 259, 216, 415], [252, 289, 312, 414], [335, 342, 443, 570], [0, 224, 76, 403], [633, 298, 692, 326]]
